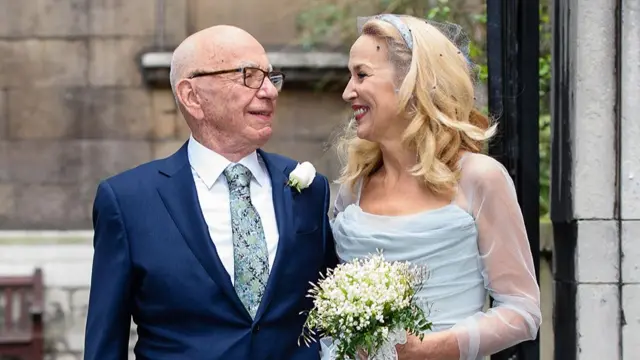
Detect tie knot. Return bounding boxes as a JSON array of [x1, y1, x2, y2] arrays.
[[224, 164, 252, 188]]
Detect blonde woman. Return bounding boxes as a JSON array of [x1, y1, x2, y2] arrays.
[[329, 14, 541, 360]]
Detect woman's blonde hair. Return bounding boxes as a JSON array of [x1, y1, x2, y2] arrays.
[[336, 15, 496, 196]]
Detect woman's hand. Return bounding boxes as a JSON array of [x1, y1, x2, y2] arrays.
[[395, 334, 426, 359], [356, 331, 460, 360], [355, 334, 424, 360], [399, 331, 461, 360]]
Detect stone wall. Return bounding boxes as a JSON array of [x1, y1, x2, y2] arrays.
[[551, 0, 640, 358], [0, 0, 348, 230]]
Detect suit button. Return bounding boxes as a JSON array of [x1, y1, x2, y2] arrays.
[[252, 325, 260, 333]]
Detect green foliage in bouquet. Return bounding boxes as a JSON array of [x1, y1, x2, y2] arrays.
[[300, 253, 432, 360]]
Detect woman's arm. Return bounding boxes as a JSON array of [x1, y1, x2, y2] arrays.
[[404, 155, 541, 360], [452, 155, 541, 359]]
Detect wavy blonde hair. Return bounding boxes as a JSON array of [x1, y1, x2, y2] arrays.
[[336, 15, 496, 196]]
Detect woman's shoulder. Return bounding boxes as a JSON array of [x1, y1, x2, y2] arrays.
[[459, 152, 511, 189]]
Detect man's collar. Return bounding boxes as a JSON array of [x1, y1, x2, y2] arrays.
[[187, 134, 267, 189]]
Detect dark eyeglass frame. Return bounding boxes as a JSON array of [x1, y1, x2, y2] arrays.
[[187, 66, 285, 90]]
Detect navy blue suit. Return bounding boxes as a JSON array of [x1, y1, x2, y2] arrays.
[[84, 141, 338, 360]]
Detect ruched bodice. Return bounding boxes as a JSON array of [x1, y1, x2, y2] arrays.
[[331, 201, 486, 333]]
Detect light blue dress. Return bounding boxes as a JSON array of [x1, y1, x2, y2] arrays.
[[324, 153, 541, 360]]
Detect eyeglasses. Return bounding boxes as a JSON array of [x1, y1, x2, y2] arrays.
[[187, 66, 285, 91]]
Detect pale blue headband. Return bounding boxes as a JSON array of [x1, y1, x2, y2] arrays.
[[356, 14, 474, 69], [375, 14, 414, 50]]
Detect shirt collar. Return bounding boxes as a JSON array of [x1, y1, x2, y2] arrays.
[[187, 134, 267, 189]]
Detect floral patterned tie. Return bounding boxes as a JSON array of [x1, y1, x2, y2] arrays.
[[224, 164, 270, 318]]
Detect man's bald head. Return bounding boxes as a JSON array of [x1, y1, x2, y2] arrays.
[[169, 25, 266, 97]]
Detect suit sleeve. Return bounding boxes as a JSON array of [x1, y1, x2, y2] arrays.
[[84, 181, 133, 360], [321, 176, 339, 271]]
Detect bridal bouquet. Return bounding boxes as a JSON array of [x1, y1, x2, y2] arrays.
[[300, 252, 432, 360]]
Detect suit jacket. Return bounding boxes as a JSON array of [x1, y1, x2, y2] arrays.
[[84, 141, 338, 360]]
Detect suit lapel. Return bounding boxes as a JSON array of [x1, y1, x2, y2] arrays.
[[254, 150, 295, 321], [156, 143, 248, 318]]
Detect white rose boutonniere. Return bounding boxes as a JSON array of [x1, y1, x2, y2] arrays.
[[288, 162, 316, 193]]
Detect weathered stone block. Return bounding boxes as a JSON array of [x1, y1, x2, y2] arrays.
[[3, 182, 90, 228], [44, 263, 93, 289], [622, 133, 640, 220], [0, 40, 88, 88], [13, 184, 76, 229], [0, 183, 15, 227], [573, 0, 617, 220], [44, 286, 90, 356], [175, 112, 191, 139], [0, 244, 93, 265], [622, 221, 640, 284], [0, 90, 6, 139], [70, 288, 90, 319], [82, 89, 153, 139], [0, 262, 34, 277], [90, 0, 187, 43], [151, 90, 179, 140], [623, 284, 640, 359], [621, 0, 640, 220], [0, 1, 38, 37], [89, 0, 154, 36], [6, 141, 83, 184], [539, 255, 555, 360], [0, 142, 8, 182], [576, 284, 620, 360], [65, 182, 95, 228], [191, 0, 303, 45], [273, 91, 348, 140], [163, 0, 189, 43], [152, 140, 184, 160], [89, 38, 147, 87], [46, 353, 82, 360], [7, 88, 88, 139], [80, 140, 153, 184], [576, 220, 619, 283], [0, 183, 15, 216], [0, 0, 89, 37]]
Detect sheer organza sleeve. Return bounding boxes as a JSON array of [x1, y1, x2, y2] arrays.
[[332, 182, 357, 218], [451, 154, 541, 359]]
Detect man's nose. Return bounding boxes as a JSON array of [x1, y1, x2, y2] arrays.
[[257, 77, 279, 99]]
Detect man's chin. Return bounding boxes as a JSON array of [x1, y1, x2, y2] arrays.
[[254, 127, 273, 146]]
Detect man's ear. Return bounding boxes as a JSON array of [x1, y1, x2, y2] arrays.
[[176, 79, 203, 119]]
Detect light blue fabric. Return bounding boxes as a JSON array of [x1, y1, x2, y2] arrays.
[[326, 180, 486, 360]]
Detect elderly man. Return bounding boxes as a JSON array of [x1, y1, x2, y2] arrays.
[[84, 25, 338, 360]]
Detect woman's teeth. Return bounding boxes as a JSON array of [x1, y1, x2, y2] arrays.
[[355, 108, 368, 116]]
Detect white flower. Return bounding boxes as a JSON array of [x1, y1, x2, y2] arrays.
[[288, 161, 316, 192]]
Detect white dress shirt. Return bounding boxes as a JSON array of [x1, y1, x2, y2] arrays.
[[187, 135, 279, 284]]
